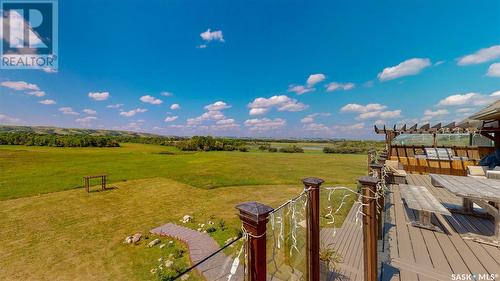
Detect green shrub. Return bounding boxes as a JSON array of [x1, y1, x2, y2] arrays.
[[268, 147, 278, 152], [279, 145, 304, 153], [238, 146, 249, 152], [323, 147, 335, 153]]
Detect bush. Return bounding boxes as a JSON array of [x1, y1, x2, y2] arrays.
[[258, 144, 270, 150], [279, 145, 304, 153], [238, 146, 249, 152], [206, 226, 216, 233], [268, 147, 278, 152], [323, 147, 335, 153]]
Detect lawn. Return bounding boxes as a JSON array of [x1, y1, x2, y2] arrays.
[[0, 143, 366, 280], [0, 143, 367, 200]]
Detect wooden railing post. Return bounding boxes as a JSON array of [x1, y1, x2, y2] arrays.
[[370, 163, 385, 239], [303, 177, 324, 281], [236, 201, 273, 281], [358, 176, 379, 281]]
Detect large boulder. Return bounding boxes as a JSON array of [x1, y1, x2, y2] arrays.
[[132, 233, 142, 243], [148, 238, 161, 247]]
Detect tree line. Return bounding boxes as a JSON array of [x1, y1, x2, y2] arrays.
[[0, 133, 120, 147]]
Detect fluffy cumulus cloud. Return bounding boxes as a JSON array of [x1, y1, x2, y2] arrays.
[[487, 63, 500, 77], [187, 110, 225, 125], [437, 92, 495, 107], [27, 91, 46, 97], [378, 58, 431, 81], [39, 99, 56, 105], [75, 116, 97, 127], [161, 91, 173, 97], [140, 95, 163, 105], [200, 29, 224, 42], [204, 101, 231, 111], [358, 110, 401, 120], [333, 122, 365, 132], [170, 104, 180, 110], [300, 113, 331, 124], [0, 81, 40, 91], [244, 118, 286, 132], [83, 109, 97, 115], [164, 116, 178, 122], [457, 45, 500, 65], [58, 107, 79, 116], [288, 85, 315, 95], [88, 91, 110, 101], [0, 113, 22, 124], [119, 108, 147, 117], [248, 95, 308, 115], [491, 90, 500, 97], [326, 82, 355, 92], [340, 103, 387, 113], [422, 109, 449, 121], [306, 74, 326, 86]]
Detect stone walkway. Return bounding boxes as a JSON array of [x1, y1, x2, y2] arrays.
[[150, 223, 243, 281]]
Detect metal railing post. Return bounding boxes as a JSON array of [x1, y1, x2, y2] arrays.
[[303, 177, 324, 281], [358, 176, 379, 281], [236, 201, 273, 281]]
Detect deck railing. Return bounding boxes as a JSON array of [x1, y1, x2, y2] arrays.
[[235, 150, 386, 281]]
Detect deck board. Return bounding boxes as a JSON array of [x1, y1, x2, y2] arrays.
[[382, 174, 500, 280]]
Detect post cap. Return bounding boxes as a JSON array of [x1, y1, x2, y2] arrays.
[[302, 177, 324, 186], [358, 176, 380, 186], [236, 201, 274, 224]]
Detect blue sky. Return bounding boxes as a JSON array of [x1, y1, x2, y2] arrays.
[[0, 0, 499, 139]]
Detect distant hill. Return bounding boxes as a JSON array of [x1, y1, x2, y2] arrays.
[[0, 125, 164, 138]]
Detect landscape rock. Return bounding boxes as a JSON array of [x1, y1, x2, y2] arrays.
[[159, 244, 165, 249], [124, 236, 133, 244], [165, 260, 173, 268], [181, 215, 193, 223], [148, 238, 161, 247], [132, 233, 142, 243]]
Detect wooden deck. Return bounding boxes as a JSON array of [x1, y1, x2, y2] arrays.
[[381, 174, 500, 281], [321, 202, 364, 280]]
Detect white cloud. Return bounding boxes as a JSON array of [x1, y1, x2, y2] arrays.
[[164, 116, 178, 122], [200, 29, 224, 42], [248, 95, 308, 115], [39, 99, 56, 105], [288, 85, 315, 95], [0, 114, 22, 124], [302, 122, 332, 134], [140, 95, 163, 105], [106, 104, 123, 109], [1, 81, 40, 91], [244, 118, 286, 132], [58, 107, 80, 116], [75, 116, 97, 127], [456, 107, 475, 113], [88, 91, 110, 101], [333, 122, 365, 132], [212, 118, 239, 130], [487, 63, 500, 77], [204, 101, 231, 111], [422, 109, 449, 121], [326, 82, 355, 92], [27, 91, 46, 97], [378, 58, 431, 81], [301, 113, 331, 123], [358, 110, 401, 120], [187, 110, 225, 125], [119, 108, 147, 117], [490, 90, 500, 97], [457, 45, 500, 65], [306, 73, 326, 86], [437, 93, 491, 107], [161, 91, 173, 97], [170, 104, 180, 110], [340, 103, 387, 113], [83, 109, 97, 115], [197, 44, 207, 49]]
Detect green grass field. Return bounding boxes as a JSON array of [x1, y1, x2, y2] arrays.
[[0, 143, 366, 280]]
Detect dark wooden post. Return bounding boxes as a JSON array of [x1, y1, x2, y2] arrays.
[[370, 163, 384, 239], [303, 177, 324, 281], [358, 176, 379, 281], [236, 201, 274, 281]]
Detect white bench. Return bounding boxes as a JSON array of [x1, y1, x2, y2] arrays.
[[399, 184, 451, 232]]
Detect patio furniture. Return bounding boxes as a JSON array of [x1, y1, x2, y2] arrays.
[[466, 165, 488, 178], [430, 174, 500, 246], [399, 184, 451, 232], [385, 160, 407, 184]]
